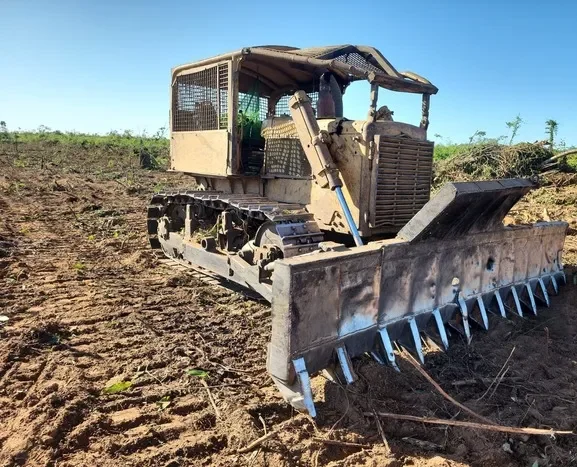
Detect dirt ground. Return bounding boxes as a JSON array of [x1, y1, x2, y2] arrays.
[[0, 159, 576, 467]]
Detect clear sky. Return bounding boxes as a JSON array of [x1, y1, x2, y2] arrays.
[[1, 0, 576, 145]]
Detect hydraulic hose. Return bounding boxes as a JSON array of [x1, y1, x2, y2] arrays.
[[335, 187, 363, 247]]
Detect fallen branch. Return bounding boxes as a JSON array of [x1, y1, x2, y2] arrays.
[[364, 412, 574, 436], [311, 437, 370, 449], [372, 407, 391, 454], [200, 379, 221, 419], [546, 148, 577, 162], [451, 377, 522, 387], [400, 350, 495, 425], [237, 419, 294, 454], [478, 346, 515, 401], [132, 313, 161, 336], [488, 366, 510, 400]]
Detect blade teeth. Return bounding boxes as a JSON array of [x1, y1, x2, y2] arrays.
[[494, 289, 507, 318], [314, 271, 562, 406], [551, 274, 559, 294], [538, 278, 550, 307], [292, 357, 316, 417], [476, 296, 489, 330], [378, 328, 400, 372], [336, 345, 356, 384], [525, 283, 538, 315], [457, 296, 472, 344], [432, 308, 449, 350], [408, 318, 424, 364], [511, 286, 524, 317], [370, 351, 385, 365]]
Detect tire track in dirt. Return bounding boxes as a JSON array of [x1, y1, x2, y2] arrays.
[[0, 168, 277, 466]]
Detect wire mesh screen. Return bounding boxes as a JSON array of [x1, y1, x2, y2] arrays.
[[275, 92, 318, 117], [218, 64, 229, 129], [334, 52, 382, 74], [172, 63, 229, 132], [261, 118, 311, 177], [239, 93, 268, 121]]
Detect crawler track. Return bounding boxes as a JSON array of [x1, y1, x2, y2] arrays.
[[146, 190, 323, 298]]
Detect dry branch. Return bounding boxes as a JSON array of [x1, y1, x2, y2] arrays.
[[237, 419, 295, 453], [200, 379, 221, 419], [364, 412, 574, 436], [478, 346, 516, 401], [451, 377, 522, 387], [311, 437, 370, 448], [400, 350, 495, 425]]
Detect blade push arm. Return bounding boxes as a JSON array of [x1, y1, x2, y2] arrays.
[[289, 91, 363, 246]]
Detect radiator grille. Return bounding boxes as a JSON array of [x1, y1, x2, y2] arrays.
[[172, 63, 229, 132], [370, 137, 433, 228]]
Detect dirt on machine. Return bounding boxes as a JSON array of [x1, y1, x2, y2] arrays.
[[147, 45, 568, 416]]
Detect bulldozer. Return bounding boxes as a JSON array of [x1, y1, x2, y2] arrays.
[[148, 45, 567, 416]]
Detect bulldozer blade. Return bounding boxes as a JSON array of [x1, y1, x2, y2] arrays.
[[267, 180, 567, 416]]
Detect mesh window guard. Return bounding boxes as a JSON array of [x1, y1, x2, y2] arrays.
[[172, 63, 229, 132], [275, 92, 319, 117]]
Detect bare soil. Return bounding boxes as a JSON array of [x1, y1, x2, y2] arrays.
[[0, 162, 576, 467]]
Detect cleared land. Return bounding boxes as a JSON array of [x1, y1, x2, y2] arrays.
[[0, 139, 576, 467]]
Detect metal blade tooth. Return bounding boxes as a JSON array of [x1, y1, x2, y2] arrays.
[[494, 289, 507, 318], [292, 357, 316, 417], [408, 318, 425, 364], [370, 351, 385, 365], [432, 308, 449, 350], [510, 286, 524, 317], [378, 328, 400, 372], [561, 272, 567, 285], [538, 278, 550, 307], [457, 296, 472, 344], [476, 296, 489, 330], [525, 283, 537, 315], [336, 345, 356, 385], [551, 275, 559, 294]]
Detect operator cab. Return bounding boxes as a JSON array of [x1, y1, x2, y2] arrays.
[[170, 45, 436, 181]]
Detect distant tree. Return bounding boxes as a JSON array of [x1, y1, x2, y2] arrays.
[[0, 121, 8, 142], [545, 119, 558, 147], [506, 115, 523, 145], [468, 130, 487, 144]]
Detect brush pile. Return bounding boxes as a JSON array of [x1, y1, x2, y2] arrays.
[[434, 142, 554, 187]]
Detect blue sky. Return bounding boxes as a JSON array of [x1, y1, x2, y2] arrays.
[[1, 0, 576, 145]]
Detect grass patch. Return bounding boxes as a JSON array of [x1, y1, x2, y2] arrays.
[[0, 126, 169, 173]]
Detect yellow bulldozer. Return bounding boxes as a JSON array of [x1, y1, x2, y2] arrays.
[[147, 45, 567, 416]]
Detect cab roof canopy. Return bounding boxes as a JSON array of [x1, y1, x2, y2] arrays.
[[172, 45, 438, 97]]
